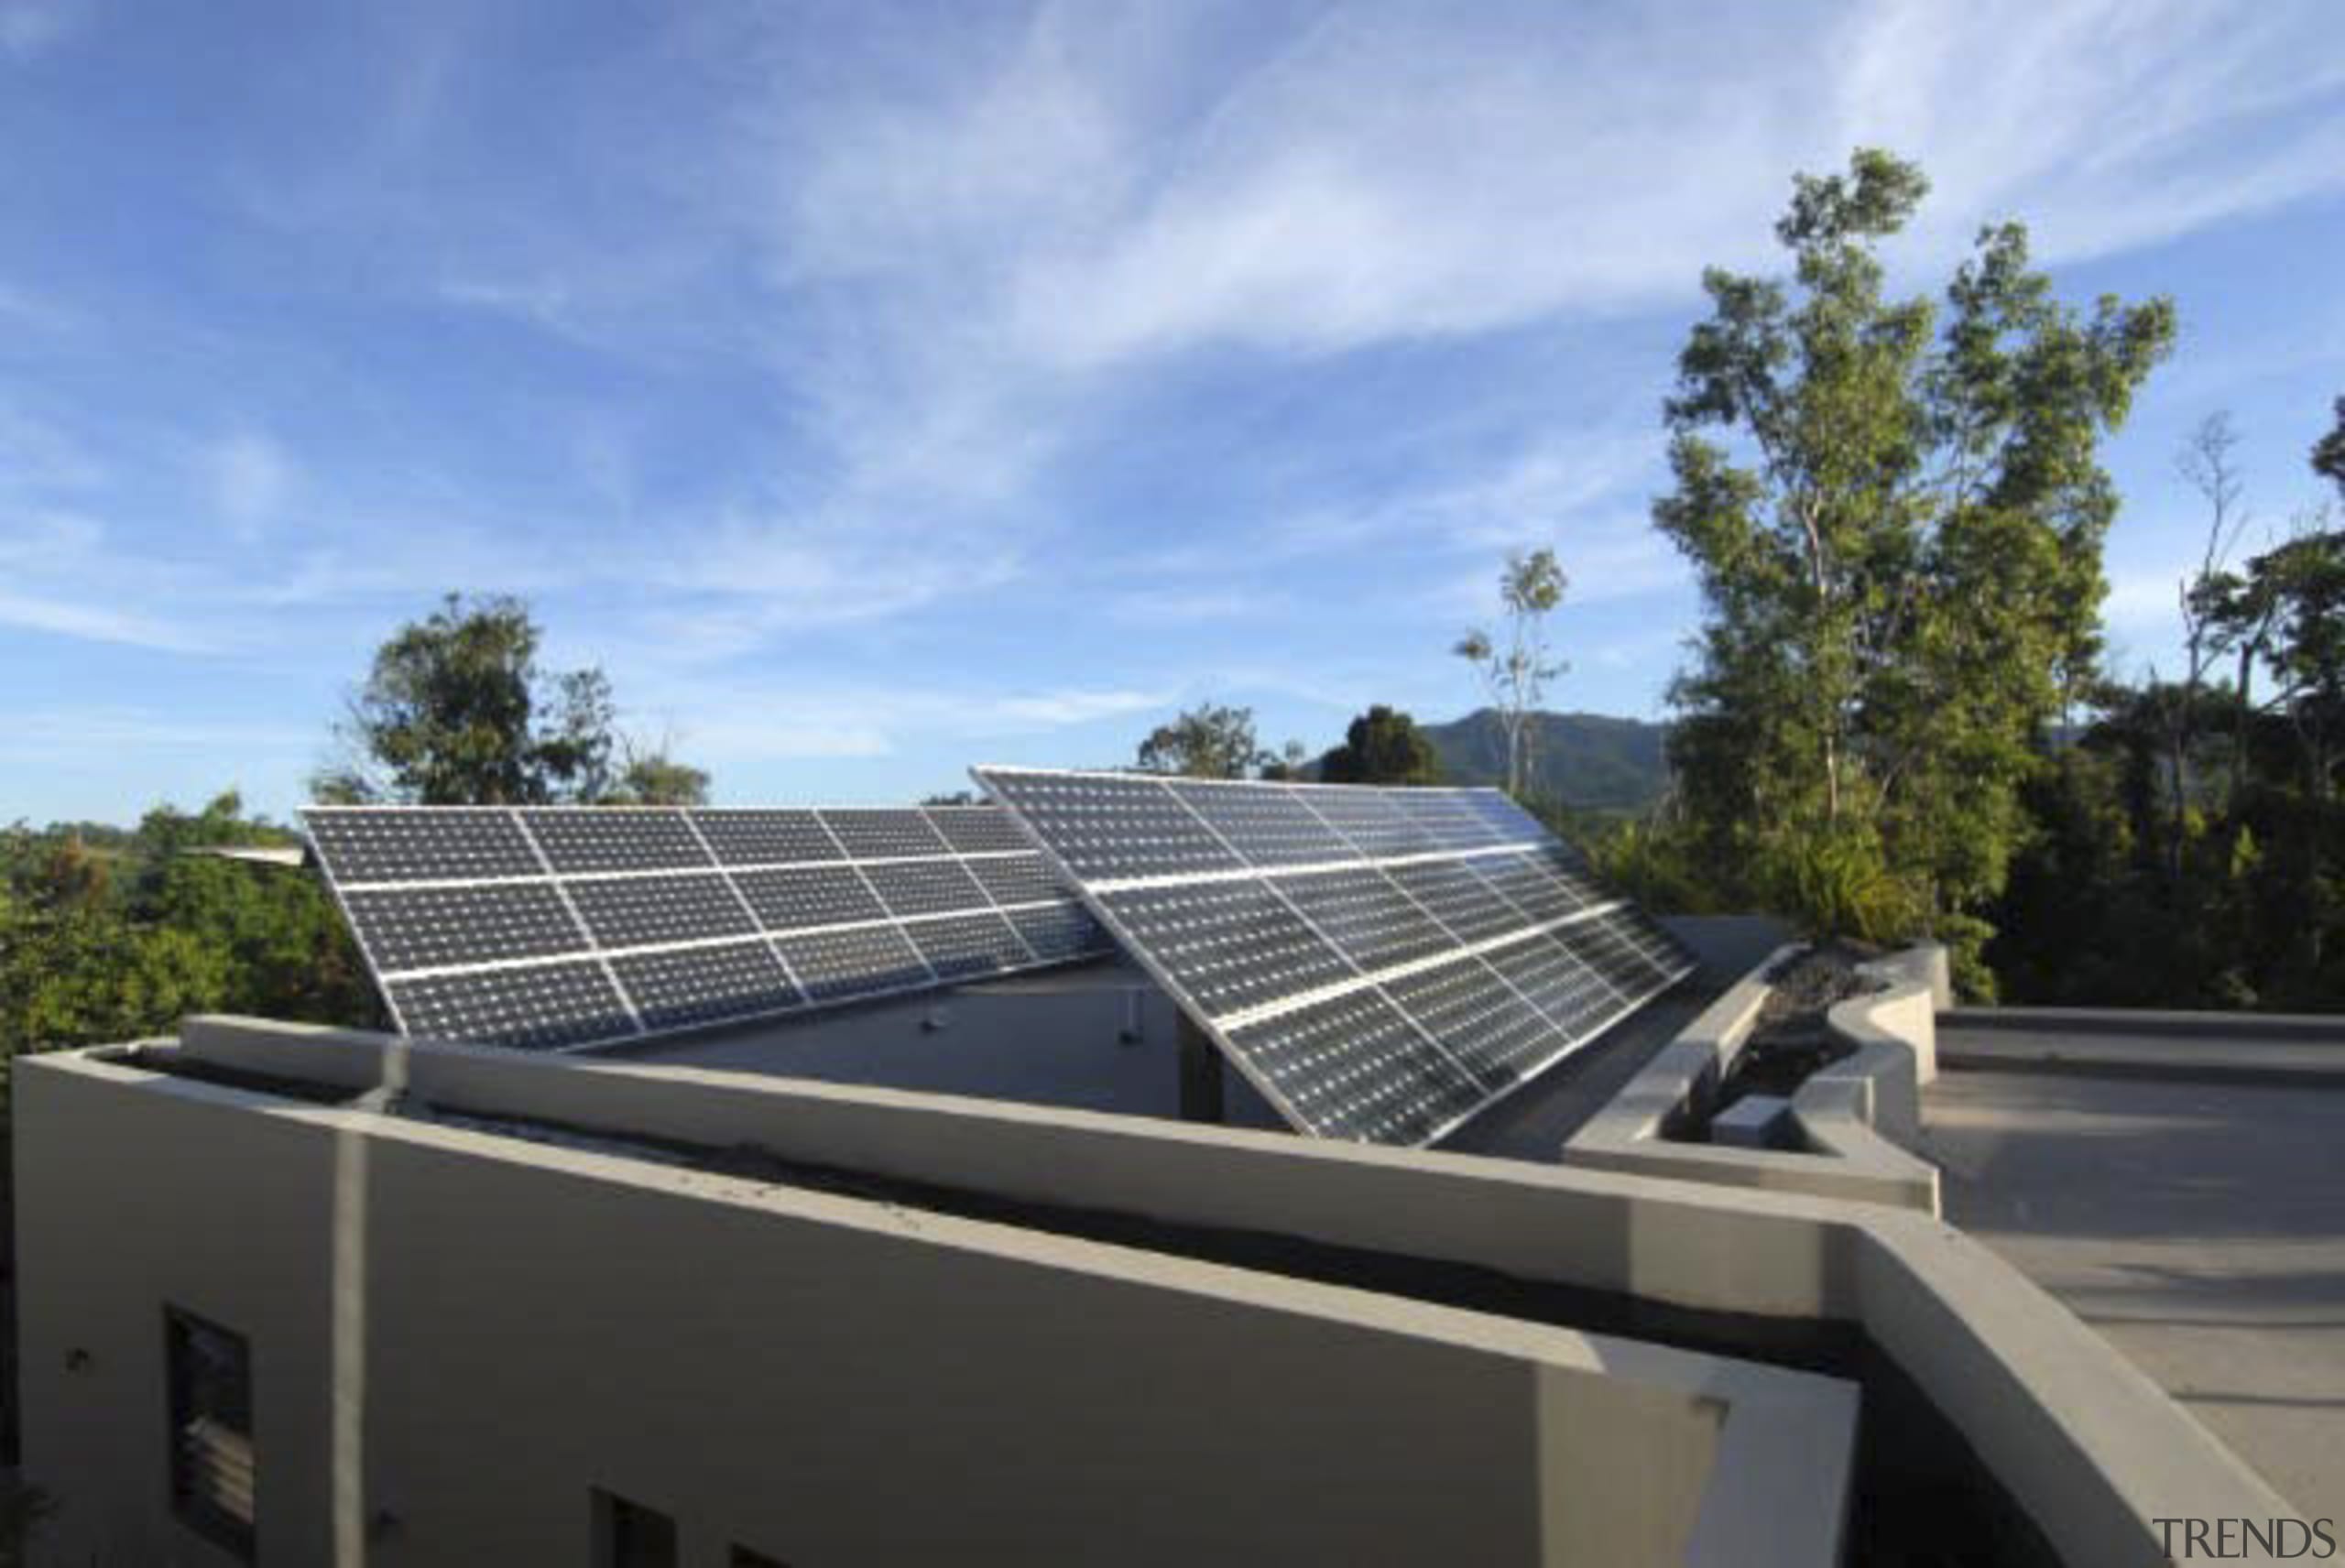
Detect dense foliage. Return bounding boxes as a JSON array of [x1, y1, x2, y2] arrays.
[[1642, 148, 2175, 991], [1572, 157, 2341, 1010], [317, 593, 706, 806], [1135, 702, 1282, 779], [1320, 705, 1443, 785], [1985, 429, 2345, 1007], [0, 794, 374, 1113], [605, 748, 713, 807]]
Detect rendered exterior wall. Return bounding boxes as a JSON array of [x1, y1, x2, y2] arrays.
[[164, 1014, 2307, 1564], [16, 1052, 1821, 1568]]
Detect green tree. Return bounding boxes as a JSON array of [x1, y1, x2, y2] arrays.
[[0, 909, 232, 1110], [0, 793, 378, 1116], [322, 593, 623, 804], [606, 749, 713, 807], [2211, 529, 2345, 803], [1321, 705, 1443, 785], [1256, 739, 1312, 781], [1651, 147, 2174, 977], [2312, 395, 2345, 498], [1136, 702, 1271, 779], [1454, 549, 1567, 798]]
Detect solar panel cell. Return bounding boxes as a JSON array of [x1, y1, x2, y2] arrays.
[[966, 854, 1066, 909], [306, 808, 540, 884], [1378, 961, 1554, 1088], [611, 942, 799, 1030], [1462, 789, 1554, 844], [1270, 868, 1455, 971], [1466, 853, 1584, 924], [1389, 790, 1511, 849], [976, 771, 1241, 879], [859, 859, 990, 918], [1100, 881, 1354, 1016], [1165, 781, 1355, 866], [922, 806, 1030, 855], [1481, 934, 1620, 1039], [388, 960, 633, 1051], [1227, 990, 1485, 1143], [1007, 902, 1107, 963], [689, 810, 841, 866], [908, 911, 1031, 979], [1293, 788, 1436, 858], [1532, 842, 1609, 907], [734, 866, 888, 931], [519, 809, 712, 874], [773, 924, 932, 1001], [566, 875, 757, 949], [1383, 859, 1523, 942], [1567, 917, 1672, 994], [819, 809, 947, 860], [344, 885, 583, 973]]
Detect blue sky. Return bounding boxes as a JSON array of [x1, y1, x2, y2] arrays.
[[4, 1, 2342, 824]]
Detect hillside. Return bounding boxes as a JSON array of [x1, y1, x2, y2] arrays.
[[1418, 710, 1669, 811]]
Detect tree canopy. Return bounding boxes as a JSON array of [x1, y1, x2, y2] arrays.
[[1, 794, 373, 1115], [2312, 396, 2345, 499], [1649, 147, 2175, 980], [1135, 702, 1274, 779], [1321, 705, 1443, 785], [606, 750, 713, 807], [317, 593, 705, 807]]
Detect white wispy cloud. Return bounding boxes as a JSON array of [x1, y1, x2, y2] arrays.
[[635, 0, 2341, 646], [0, 510, 222, 651], [10, 706, 312, 756], [1101, 585, 1292, 626], [186, 0, 2336, 675], [761, 0, 2344, 375], [206, 430, 296, 540], [618, 678, 1172, 766], [0, 590, 219, 653], [0, 279, 72, 330], [14, 1, 2342, 688], [0, 407, 104, 495], [987, 688, 1168, 727], [0, 0, 85, 62]]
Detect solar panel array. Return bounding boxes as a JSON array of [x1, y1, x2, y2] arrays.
[[972, 768, 1696, 1147], [303, 805, 1111, 1051]]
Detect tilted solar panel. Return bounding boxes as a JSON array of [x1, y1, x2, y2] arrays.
[[972, 768, 1697, 1147], [304, 803, 1112, 1051]]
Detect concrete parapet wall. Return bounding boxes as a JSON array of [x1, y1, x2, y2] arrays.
[[18, 1047, 1857, 1568], [143, 1011, 2305, 1563], [1828, 943, 1947, 1090], [1780, 942, 1948, 1213], [1946, 1004, 2345, 1042], [1560, 943, 1941, 1213], [1940, 1003, 2345, 1089]]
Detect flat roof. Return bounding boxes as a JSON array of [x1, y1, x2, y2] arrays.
[[1925, 1040, 2345, 1513]]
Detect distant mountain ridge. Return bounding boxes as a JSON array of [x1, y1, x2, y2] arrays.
[[1416, 709, 1669, 811]]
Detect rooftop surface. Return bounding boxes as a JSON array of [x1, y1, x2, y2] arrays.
[[1924, 1025, 2345, 1513]]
